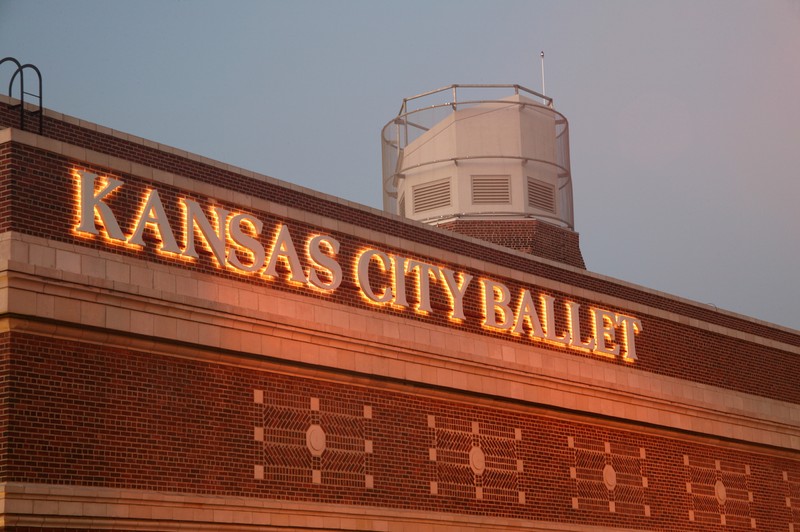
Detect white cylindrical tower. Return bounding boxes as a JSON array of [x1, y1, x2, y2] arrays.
[[381, 84, 573, 229], [381, 84, 584, 268]]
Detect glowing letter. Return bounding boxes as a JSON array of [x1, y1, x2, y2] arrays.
[[512, 289, 545, 338], [567, 302, 596, 351], [181, 199, 230, 266], [406, 260, 439, 313], [541, 295, 571, 345], [617, 314, 643, 361], [592, 309, 620, 357], [227, 213, 265, 273], [264, 224, 308, 284], [482, 280, 513, 330], [127, 189, 181, 254], [356, 249, 393, 303], [440, 268, 473, 321], [391, 255, 410, 308], [308, 235, 342, 291], [76, 171, 125, 241]]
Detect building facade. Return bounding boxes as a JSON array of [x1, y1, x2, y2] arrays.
[[1, 93, 799, 531]]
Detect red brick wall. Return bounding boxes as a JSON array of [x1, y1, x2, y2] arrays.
[[2, 332, 798, 531], [438, 218, 586, 269], [1, 140, 799, 404]]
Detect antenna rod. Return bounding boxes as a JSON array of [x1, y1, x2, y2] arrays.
[[540, 51, 547, 105]]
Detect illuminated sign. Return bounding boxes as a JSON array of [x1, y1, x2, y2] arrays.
[[74, 171, 642, 361]]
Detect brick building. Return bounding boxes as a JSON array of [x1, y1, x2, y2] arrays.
[[0, 87, 799, 531]]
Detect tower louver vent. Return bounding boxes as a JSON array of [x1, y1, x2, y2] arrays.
[[471, 175, 511, 205], [413, 178, 451, 213], [527, 177, 556, 214]]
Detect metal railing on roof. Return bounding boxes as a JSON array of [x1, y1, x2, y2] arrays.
[[381, 84, 573, 228], [0, 56, 43, 134], [397, 84, 553, 116]]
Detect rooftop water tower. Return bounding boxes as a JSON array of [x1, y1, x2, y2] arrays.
[[381, 84, 585, 268]]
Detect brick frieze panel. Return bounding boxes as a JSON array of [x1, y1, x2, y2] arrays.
[[684, 454, 755, 528], [254, 387, 373, 489], [2, 332, 800, 529], [568, 436, 650, 517], [427, 414, 524, 504]]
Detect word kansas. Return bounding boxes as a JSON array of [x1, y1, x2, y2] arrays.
[[75, 171, 642, 361]]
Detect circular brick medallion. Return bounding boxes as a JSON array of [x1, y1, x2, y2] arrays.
[[306, 424, 326, 457], [715, 479, 727, 504], [469, 446, 486, 475], [603, 464, 617, 491]]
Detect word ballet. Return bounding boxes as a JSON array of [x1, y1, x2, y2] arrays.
[[74, 171, 642, 361]]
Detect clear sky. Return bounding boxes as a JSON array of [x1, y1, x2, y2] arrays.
[[1, 0, 799, 330]]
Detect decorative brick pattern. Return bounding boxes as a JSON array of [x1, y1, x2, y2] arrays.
[[255, 387, 373, 489], [569, 436, 649, 517], [2, 331, 800, 529], [428, 415, 523, 503], [685, 455, 755, 528]]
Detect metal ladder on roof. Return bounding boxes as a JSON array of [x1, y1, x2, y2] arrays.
[[1, 57, 43, 134]]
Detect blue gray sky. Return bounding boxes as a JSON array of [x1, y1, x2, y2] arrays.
[[1, 0, 799, 330]]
